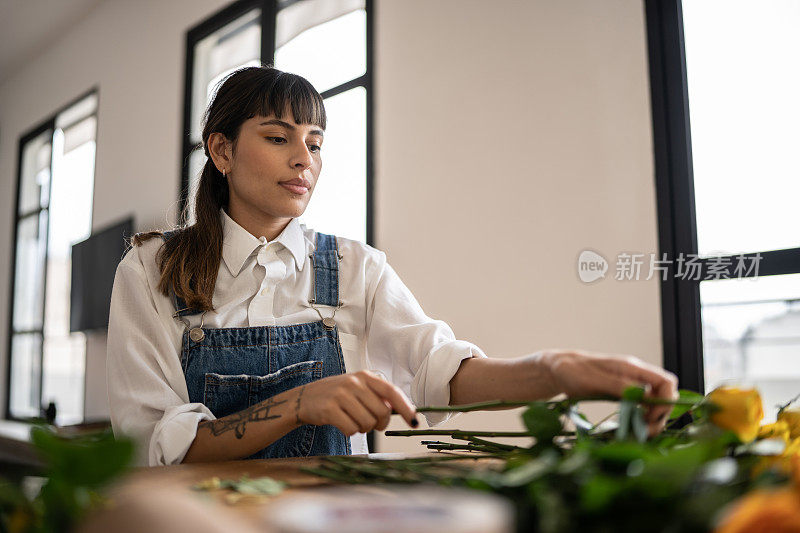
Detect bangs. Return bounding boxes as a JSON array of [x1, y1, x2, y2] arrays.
[[248, 71, 327, 130]]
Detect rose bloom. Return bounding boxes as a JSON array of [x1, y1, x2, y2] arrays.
[[779, 408, 800, 439], [715, 488, 800, 533], [758, 420, 791, 443], [794, 453, 800, 488], [708, 387, 764, 443], [754, 436, 800, 479]]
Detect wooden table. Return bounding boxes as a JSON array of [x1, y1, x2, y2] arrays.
[[82, 453, 509, 533]]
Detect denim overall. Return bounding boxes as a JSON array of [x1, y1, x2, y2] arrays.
[[163, 231, 351, 459]]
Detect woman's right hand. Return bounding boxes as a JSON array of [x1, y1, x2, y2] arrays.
[[292, 370, 419, 435]]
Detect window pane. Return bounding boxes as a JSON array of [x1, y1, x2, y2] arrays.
[[9, 333, 43, 418], [39, 114, 95, 424], [42, 333, 86, 425], [701, 273, 800, 420], [12, 211, 48, 331], [18, 130, 52, 215], [191, 9, 261, 144], [275, 1, 366, 93], [55, 92, 98, 130], [299, 87, 366, 242], [683, 0, 800, 256]]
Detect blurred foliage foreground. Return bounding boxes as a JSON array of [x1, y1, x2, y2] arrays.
[[3, 386, 800, 532], [0, 426, 133, 533], [306, 387, 800, 533]]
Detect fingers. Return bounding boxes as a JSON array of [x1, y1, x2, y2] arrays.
[[323, 371, 416, 435], [604, 355, 678, 437], [339, 396, 378, 434], [326, 409, 360, 437], [597, 371, 643, 399], [627, 361, 678, 427], [646, 378, 677, 423], [353, 388, 393, 431], [361, 372, 418, 427]]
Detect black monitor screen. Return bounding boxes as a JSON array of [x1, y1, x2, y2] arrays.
[[70, 217, 134, 332]]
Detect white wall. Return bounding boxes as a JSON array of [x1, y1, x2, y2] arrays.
[[0, 0, 663, 453], [0, 0, 233, 419]]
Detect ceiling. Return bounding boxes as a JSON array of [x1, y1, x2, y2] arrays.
[[0, 0, 106, 86]]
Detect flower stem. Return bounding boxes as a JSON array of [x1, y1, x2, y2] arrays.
[[386, 429, 533, 438], [416, 396, 701, 413]]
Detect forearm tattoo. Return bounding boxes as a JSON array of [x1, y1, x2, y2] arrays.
[[201, 397, 287, 440], [295, 385, 306, 425]]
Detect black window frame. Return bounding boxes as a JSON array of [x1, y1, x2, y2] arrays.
[[181, 0, 375, 245], [645, 0, 800, 392], [5, 86, 100, 421]]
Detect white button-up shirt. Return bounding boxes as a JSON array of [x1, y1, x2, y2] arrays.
[[107, 209, 487, 466]]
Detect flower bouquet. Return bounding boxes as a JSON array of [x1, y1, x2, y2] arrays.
[[304, 387, 800, 533]]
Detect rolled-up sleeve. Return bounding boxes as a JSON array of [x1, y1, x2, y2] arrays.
[[363, 251, 487, 426], [106, 245, 214, 466]]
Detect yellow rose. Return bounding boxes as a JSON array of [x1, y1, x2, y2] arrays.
[[758, 420, 790, 443], [708, 387, 764, 443], [793, 453, 800, 488], [8, 507, 32, 533], [754, 437, 800, 478], [778, 408, 800, 439], [715, 488, 800, 533]]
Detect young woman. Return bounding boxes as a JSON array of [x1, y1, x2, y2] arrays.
[[107, 66, 678, 467]]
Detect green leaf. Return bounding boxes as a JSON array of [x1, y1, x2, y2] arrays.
[[463, 477, 493, 491], [567, 407, 593, 436], [622, 386, 645, 402], [23, 424, 136, 533], [522, 403, 563, 445], [634, 441, 723, 497], [557, 449, 591, 476], [589, 420, 619, 436], [499, 451, 558, 487], [580, 475, 623, 512], [669, 390, 705, 420], [631, 406, 649, 443], [528, 481, 569, 533], [0, 478, 28, 507], [30, 426, 134, 487], [615, 402, 633, 441], [591, 441, 653, 467], [229, 476, 286, 495]]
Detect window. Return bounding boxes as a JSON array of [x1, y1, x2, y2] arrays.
[[646, 0, 800, 410], [6, 90, 98, 424], [182, 0, 372, 243]]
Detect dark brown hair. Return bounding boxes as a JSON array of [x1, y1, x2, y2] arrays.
[[133, 65, 326, 311]]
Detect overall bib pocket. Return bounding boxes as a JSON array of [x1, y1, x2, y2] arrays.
[[203, 360, 323, 418], [203, 360, 325, 458]]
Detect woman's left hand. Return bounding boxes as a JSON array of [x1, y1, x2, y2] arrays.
[[535, 349, 679, 436]]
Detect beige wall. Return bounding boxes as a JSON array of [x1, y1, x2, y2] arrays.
[[0, 0, 662, 453], [373, 0, 661, 451]]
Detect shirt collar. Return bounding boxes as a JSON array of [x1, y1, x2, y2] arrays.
[[220, 208, 308, 276]]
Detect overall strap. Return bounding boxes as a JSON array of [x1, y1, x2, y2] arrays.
[[160, 230, 202, 317], [311, 232, 341, 307]]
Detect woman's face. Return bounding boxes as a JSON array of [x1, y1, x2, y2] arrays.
[[216, 106, 323, 226]]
